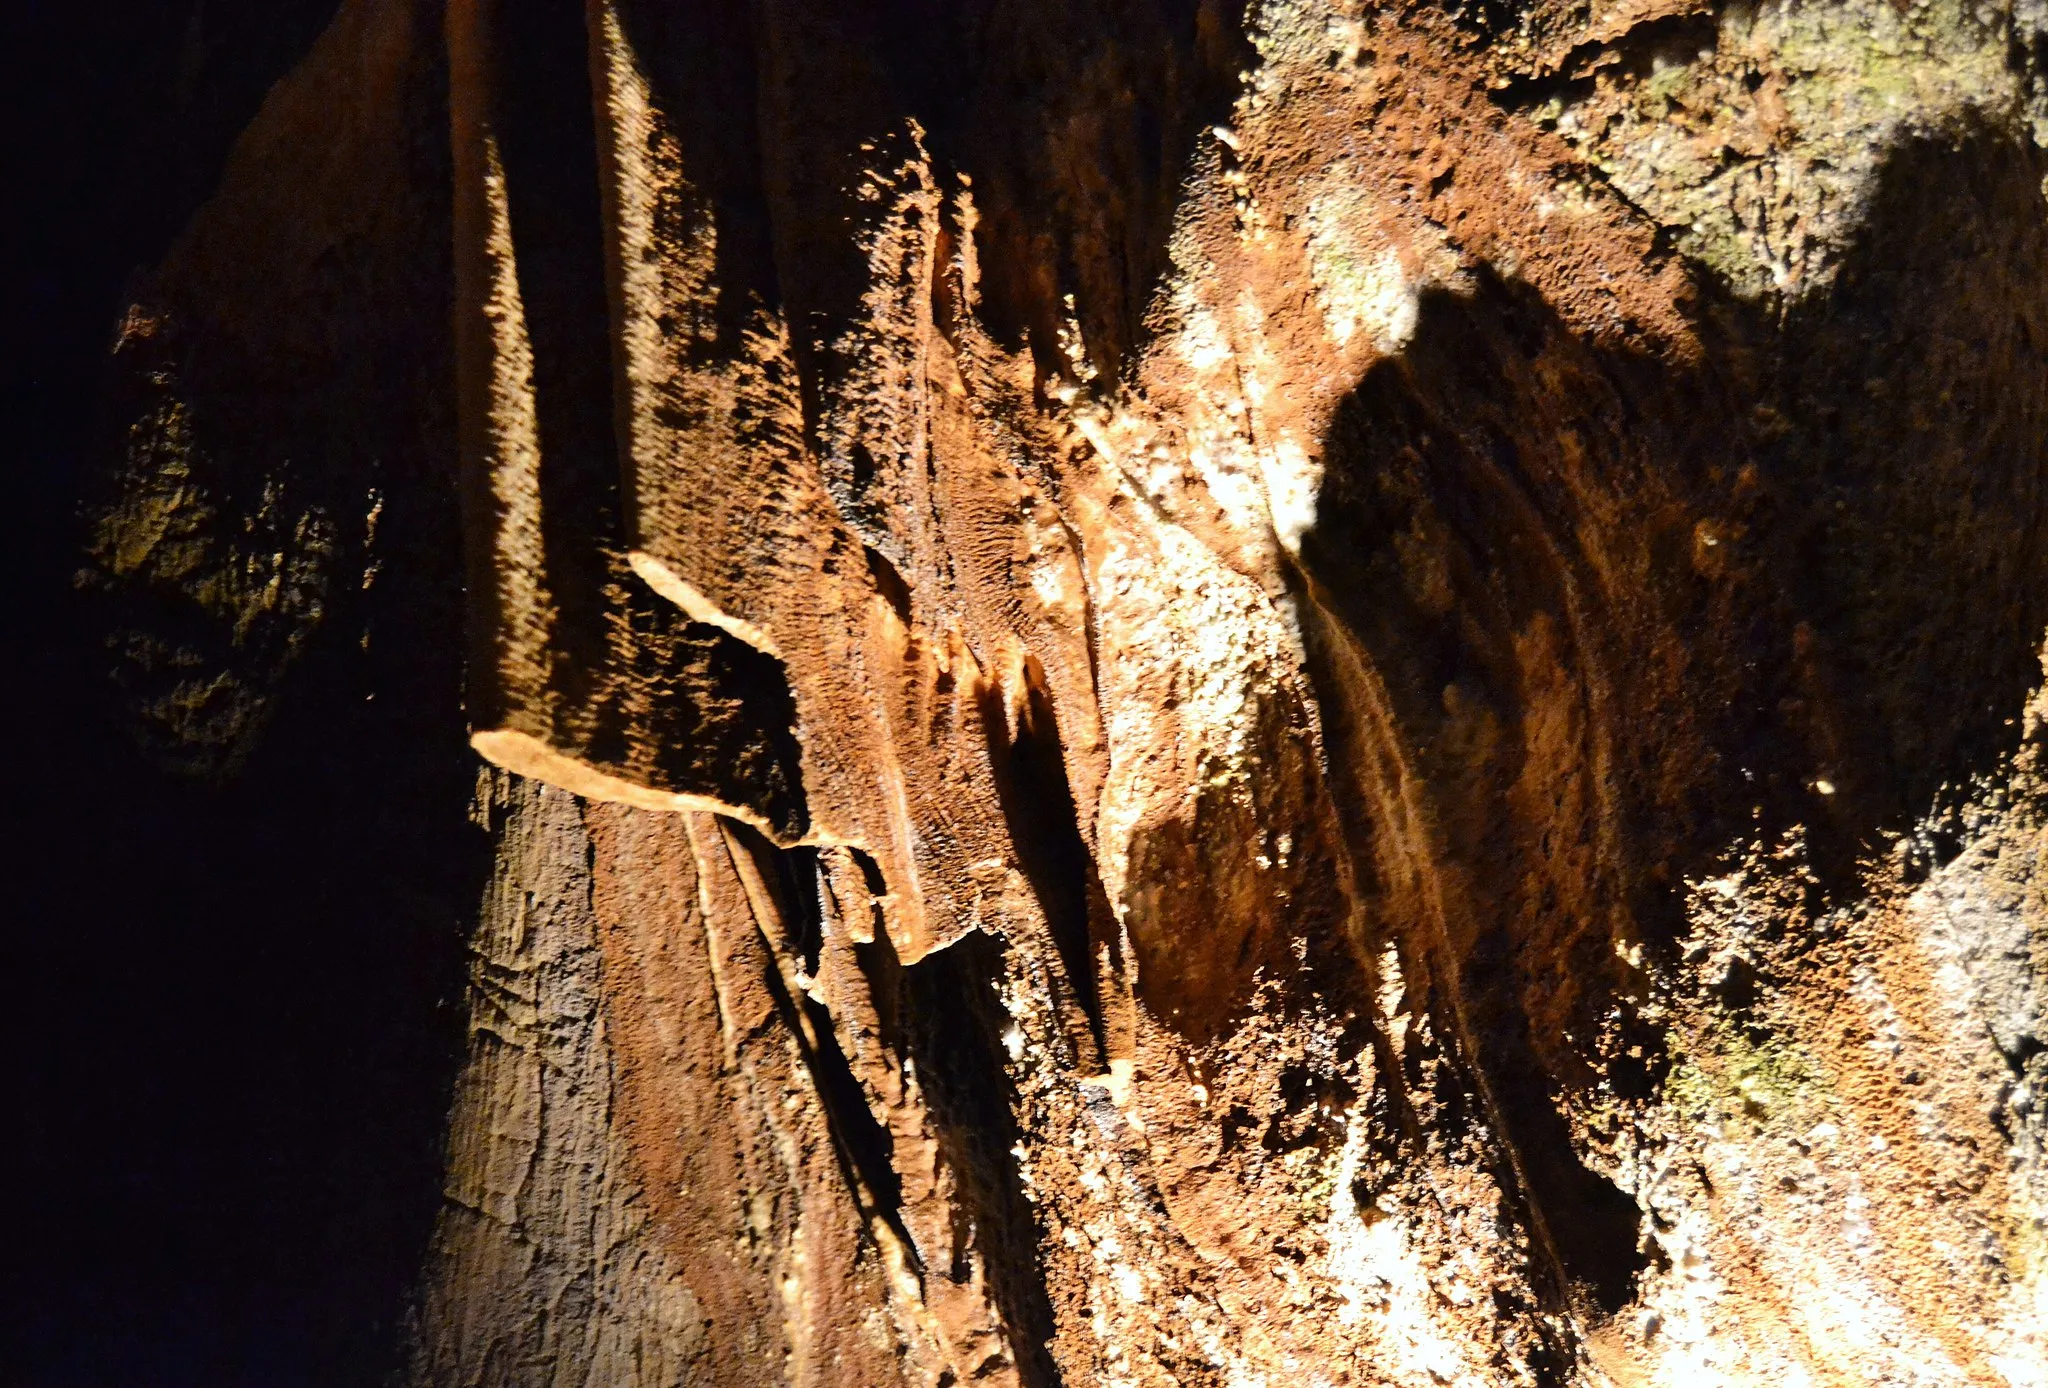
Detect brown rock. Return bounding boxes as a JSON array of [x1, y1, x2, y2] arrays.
[[85, 0, 2048, 1381]]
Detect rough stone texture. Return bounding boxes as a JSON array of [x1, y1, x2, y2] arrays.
[[81, 0, 2048, 1382], [77, 0, 453, 778], [408, 773, 926, 1386]]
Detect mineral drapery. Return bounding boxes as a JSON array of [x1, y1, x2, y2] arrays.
[[83, 0, 2048, 1381]]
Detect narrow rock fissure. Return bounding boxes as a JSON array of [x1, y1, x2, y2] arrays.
[[901, 931, 1066, 1388], [978, 661, 1112, 1071], [722, 819, 922, 1271]]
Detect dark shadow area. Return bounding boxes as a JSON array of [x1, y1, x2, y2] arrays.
[[473, 0, 815, 839], [862, 0, 1255, 377], [686, 0, 1249, 567], [978, 661, 1114, 1068], [596, 590, 816, 842], [895, 931, 1067, 1388], [1297, 119, 2048, 1318], [1, 4, 484, 1385], [721, 823, 923, 1265], [610, 0, 779, 335], [483, 0, 620, 715]]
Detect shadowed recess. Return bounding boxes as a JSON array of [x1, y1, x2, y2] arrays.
[[1297, 122, 2048, 1322]]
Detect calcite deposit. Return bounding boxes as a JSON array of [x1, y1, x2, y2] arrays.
[[83, 0, 2048, 1382]]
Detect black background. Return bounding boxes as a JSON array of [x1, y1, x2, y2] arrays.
[[2, 5, 476, 1383]]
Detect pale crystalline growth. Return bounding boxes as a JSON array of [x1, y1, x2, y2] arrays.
[[1553, 0, 2025, 298], [1911, 816, 2048, 1386], [472, 134, 553, 694], [1257, 433, 1320, 556], [1302, 191, 1421, 356], [1324, 1117, 1489, 1388], [1619, 1166, 1771, 1388], [1088, 487, 1304, 917]]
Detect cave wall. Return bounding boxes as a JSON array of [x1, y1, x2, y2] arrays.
[[77, 0, 2048, 1382]]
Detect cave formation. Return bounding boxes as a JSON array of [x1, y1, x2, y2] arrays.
[[76, 0, 2048, 1381]]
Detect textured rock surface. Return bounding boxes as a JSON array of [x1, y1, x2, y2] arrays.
[[82, 0, 2048, 1382]]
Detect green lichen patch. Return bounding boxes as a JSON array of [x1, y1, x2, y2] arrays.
[[1664, 1019, 1824, 1128], [1522, 0, 2026, 298]]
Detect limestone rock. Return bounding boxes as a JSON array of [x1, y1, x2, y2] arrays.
[[85, 0, 2048, 1382]]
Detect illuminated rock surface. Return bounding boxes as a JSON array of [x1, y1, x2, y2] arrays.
[[83, 0, 2048, 1381]]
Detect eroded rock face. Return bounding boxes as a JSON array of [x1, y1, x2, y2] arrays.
[[84, 0, 2048, 1382]]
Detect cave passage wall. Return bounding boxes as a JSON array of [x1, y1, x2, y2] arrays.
[[79, 0, 2048, 1382]]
